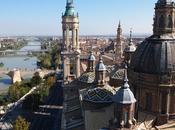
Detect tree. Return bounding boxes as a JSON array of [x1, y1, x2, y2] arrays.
[[31, 75, 42, 86], [54, 53, 61, 67], [13, 116, 29, 130], [38, 53, 52, 69]]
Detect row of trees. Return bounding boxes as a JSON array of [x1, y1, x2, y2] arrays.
[[22, 75, 56, 111], [10, 74, 56, 130], [38, 40, 62, 69], [8, 75, 43, 103]]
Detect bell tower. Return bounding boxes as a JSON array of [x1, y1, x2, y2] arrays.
[[61, 0, 80, 82], [62, 0, 79, 51], [153, 0, 175, 35], [115, 21, 123, 63]]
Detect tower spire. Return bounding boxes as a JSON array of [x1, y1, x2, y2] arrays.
[[129, 28, 133, 45], [67, 0, 73, 4], [64, 0, 75, 16]]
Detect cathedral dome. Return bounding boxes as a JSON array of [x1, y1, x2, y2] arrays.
[[130, 34, 175, 74]]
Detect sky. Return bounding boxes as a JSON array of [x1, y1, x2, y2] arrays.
[[0, 0, 157, 36]]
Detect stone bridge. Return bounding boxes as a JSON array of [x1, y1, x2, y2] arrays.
[[0, 68, 55, 83]]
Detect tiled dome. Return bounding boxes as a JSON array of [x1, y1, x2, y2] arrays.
[[84, 85, 115, 103], [78, 72, 95, 84], [109, 66, 125, 80]]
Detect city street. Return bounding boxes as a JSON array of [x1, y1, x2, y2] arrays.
[[29, 81, 63, 130]]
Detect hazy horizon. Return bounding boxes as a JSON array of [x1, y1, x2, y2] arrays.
[[0, 0, 157, 36]]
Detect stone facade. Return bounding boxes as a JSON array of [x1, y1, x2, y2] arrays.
[[129, 70, 175, 125], [84, 105, 114, 130]]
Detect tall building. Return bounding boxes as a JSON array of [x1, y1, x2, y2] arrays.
[[115, 22, 123, 64], [130, 0, 175, 125], [62, 0, 80, 82]]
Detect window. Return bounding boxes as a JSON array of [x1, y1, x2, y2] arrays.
[[124, 112, 128, 125], [159, 15, 165, 28], [168, 15, 173, 28]]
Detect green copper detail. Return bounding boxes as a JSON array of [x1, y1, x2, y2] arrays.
[[64, 0, 76, 16]]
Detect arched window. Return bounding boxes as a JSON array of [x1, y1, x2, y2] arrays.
[[159, 15, 165, 28], [168, 15, 173, 28]]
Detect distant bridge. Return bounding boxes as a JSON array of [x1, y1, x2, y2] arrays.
[[0, 50, 49, 57]]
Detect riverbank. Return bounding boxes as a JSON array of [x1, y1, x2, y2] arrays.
[[0, 40, 41, 91], [0, 87, 9, 95], [0, 39, 27, 51]]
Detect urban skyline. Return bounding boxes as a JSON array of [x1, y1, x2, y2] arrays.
[[0, 0, 157, 36]]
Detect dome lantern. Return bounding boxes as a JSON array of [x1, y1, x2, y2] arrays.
[[154, 0, 175, 35], [87, 51, 96, 72], [95, 54, 107, 86], [124, 29, 136, 65]]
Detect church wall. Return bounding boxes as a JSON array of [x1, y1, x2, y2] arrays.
[[84, 105, 114, 130], [139, 87, 159, 113], [170, 90, 175, 114]]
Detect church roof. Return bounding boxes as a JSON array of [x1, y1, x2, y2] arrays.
[[112, 65, 136, 104], [109, 66, 125, 80], [78, 71, 95, 84], [84, 84, 116, 103], [112, 86, 136, 104]]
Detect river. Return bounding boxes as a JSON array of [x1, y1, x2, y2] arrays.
[[0, 41, 41, 93]]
